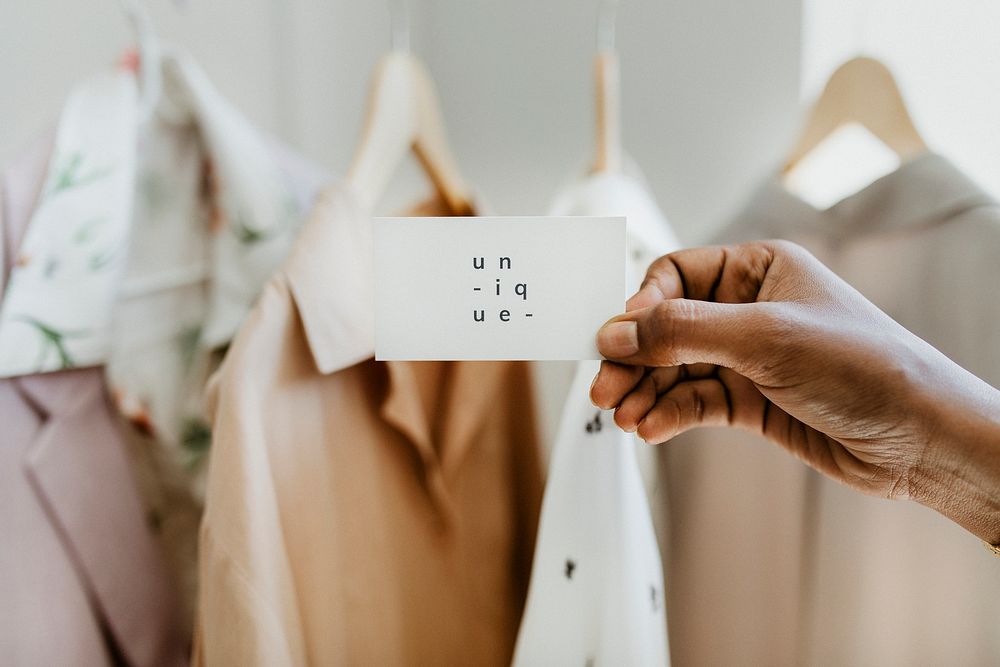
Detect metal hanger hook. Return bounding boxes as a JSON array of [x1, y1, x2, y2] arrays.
[[389, 0, 410, 52], [119, 0, 163, 122], [596, 0, 620, 51]]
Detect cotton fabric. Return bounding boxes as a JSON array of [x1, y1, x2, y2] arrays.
[[658, 152, 1000, 666], [195, 185, 544, 666], [514, 171, 676, 666]]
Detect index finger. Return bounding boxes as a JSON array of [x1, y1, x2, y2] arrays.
[[627, 243, 775, 311]]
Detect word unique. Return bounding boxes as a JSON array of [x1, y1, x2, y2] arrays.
[[471, 256, 532, 322]]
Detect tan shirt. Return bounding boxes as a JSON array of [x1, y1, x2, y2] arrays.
[[195, 186, 544, 666]]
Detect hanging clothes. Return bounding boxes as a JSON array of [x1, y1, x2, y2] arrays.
[[658, 152, 1000, 665], [0, 129, 186, 666], [514, 170, 676, 666], [195, 185, 545, 666], [106, 48, 325, 622], [0, 47, 326, 486], [0, 49, 326, 650]]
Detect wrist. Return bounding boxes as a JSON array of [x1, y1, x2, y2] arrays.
[[909, 377, 1000, 544]]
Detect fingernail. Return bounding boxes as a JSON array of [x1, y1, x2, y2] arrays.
[[613, 408, 632, 433], [636, 418, 650, 442], [597, 321, 638, 357]]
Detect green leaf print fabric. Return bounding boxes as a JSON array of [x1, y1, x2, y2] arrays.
[[0, 70, 138, 375], [0, 48, 327, 497]]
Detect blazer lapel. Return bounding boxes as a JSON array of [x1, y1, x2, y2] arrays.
[[19, 369, 185, 667]]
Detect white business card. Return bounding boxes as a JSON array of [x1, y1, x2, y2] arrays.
[[374, 216, 625, 360]]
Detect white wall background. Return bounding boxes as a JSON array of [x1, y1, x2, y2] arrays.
[[0, 0, 802, 243], [4, 1, 998, 228]]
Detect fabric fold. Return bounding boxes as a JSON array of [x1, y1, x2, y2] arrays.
[[515, 169, 677, 666]]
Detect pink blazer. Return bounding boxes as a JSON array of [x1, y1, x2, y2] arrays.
[[0, 135, 186, 666]]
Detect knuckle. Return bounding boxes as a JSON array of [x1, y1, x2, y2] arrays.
[[661, 298, 700, 325], [646, 252, 678, 278], [645, 300, 694, 366], [765, 239, 821, 274], [688, 386, 707, 423], [642, 253, 683, 295], [766, 238, 806, 258], [722, 244, 774, 302], [675, 383, 707, 424]]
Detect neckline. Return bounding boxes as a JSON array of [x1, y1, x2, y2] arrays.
[[742, 152, 996, 241]]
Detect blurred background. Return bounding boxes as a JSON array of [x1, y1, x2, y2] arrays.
[[4, 0, 996, 245], [3, 3, 1000, 664]]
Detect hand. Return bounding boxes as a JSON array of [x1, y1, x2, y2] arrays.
[[591, 240, 1000, 543]]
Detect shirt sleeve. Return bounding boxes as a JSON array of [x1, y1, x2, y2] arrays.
[[195, 280, 308, 666]]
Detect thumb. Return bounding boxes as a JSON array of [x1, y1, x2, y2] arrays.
[[596, 298, 773, 374]]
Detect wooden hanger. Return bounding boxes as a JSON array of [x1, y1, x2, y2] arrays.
[[592, 0, 623, 173], [592, 49, 622, 173], [783, 56, 928, 173], [347, 50, 473, 216]]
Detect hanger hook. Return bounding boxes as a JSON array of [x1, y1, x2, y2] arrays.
[[119, 0, 163, 122], [596, 0, 620, 52], [389, 0, 410, 52]]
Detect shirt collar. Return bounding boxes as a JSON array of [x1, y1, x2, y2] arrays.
[[284, 183, 375, 374], [550, 170, 679, 253], [728, 153, 996, 243], [284, 187, 512, 503], [2, 144, 122, 420], [0, 47, 325, 379], [286, 184, 469, 375], [0, 69, 139, 377]]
